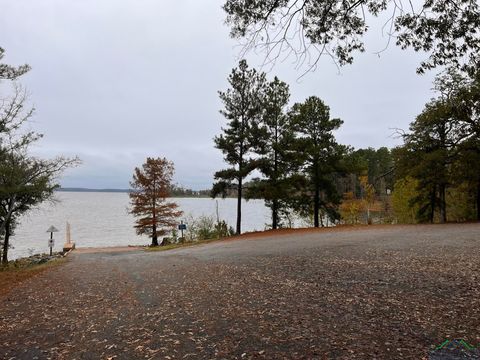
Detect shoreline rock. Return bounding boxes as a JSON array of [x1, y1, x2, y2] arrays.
[[8, 252, 65, 268]]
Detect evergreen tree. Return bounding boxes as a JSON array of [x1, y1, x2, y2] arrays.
[[288, 96, 345, 227], [0, 151, 73, 263], [0, 47, 30, 81], [393, 68, 480, 223], [212, 60, 266, 234], [397, 99, 461, 223], [454, 138, 480, 220], [245, 76, 293, 229], [451, 71, 480, 219], [354, 147, 394, 195]]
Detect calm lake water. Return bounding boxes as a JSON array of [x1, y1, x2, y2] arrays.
[[9, 192, 271, 260]]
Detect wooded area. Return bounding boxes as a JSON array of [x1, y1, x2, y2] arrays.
[[213, 61, 480, 233]]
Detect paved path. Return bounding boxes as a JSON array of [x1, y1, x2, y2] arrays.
[[1, 224, 480, 359]]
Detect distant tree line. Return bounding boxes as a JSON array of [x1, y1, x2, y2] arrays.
[[169, 185, 211, 198]]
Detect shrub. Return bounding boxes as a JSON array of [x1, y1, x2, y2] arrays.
[[339, 192, 362, 224], [181, 214, 234, 242], [391, 177, 420, 224]]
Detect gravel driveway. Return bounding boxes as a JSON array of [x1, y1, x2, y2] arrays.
[[1, 223, 479, 359]]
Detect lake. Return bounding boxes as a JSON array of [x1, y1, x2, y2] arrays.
[[8, 192, 271, 260]]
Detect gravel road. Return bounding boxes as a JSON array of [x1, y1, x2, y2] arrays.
[[1, 223, 480, 359]]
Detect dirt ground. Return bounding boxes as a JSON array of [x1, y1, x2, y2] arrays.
[[0, 259, 65, 298], [1, 223, 479, 359]]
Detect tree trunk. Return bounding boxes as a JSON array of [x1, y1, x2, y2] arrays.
[[272, 199, 278, 230], [313, 162, 321, 228], [477, 177, 480, 221], [2, 219, 11, 264], [236, 177, 242, 235], [429, 188, 436, 224], [0, 195, 16, 242], [151, 224, 159, 246], [439, 183, 447, 223], [314, 186, 320, 228], [272, 130, 279, 230]]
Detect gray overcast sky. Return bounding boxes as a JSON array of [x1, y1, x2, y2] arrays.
[[0, 0, 436, 189]]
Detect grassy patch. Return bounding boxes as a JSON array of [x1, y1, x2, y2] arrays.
[[0, 258, 66, 297], [144, 238, 223, 252]]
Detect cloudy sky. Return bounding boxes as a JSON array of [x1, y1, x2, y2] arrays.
[[0, 0, 436, 189]]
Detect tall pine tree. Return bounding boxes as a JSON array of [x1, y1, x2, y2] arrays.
[[212, 60, 266, 234], [288, 96, 344, 227], [246, 76, 293, 229]]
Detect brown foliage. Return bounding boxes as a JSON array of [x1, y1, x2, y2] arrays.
[[129, 157, 182, 246], [0, 259, 65, 297]]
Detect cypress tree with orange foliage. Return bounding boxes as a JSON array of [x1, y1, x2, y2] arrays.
[[129, 157, 182, 246]]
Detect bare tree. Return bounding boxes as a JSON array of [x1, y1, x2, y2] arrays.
[[0, 85, 79, 264]]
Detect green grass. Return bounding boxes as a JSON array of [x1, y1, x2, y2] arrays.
[[144, 238, 224, 252]]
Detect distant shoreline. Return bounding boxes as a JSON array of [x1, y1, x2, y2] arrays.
[[57, 187, 131, 193], [55, 188, 216, 198]]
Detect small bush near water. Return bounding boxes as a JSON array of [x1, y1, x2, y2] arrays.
[[161, 215, 234, 245]]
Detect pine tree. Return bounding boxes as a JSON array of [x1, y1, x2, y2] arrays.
[[452, 71, 480, 219], [0, 47, 30, 81], [245, 76, 293, 229], [212, 60, 266, 234], [129, 157, 182, 246], [288, 96, 345, 227], [397, 99, 461, 223], [353, 147, 394, 195], [454, 138, 480, 221]]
